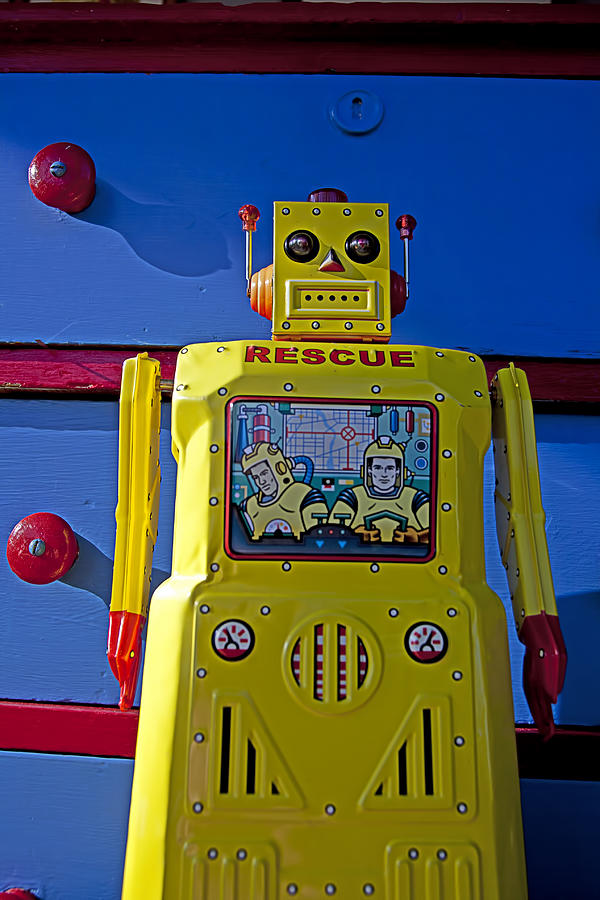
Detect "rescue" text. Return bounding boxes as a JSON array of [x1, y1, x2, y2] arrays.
[[245, 345, 415, 368]]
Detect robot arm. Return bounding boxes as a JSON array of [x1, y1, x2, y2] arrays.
[[491, 364, 567, 739], [108, 353, 161, 710]]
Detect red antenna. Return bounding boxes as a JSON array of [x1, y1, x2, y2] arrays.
[[238, 204, 260, 297], [395, 214, 417, 299]]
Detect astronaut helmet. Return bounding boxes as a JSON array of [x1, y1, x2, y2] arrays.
[[361, 436, 405, 495], [241, 442, 295, 501]]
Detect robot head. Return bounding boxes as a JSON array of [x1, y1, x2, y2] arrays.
[[361, 436, 406, 495], [241, 442, 295, 501], [271, 189, 392, 343]]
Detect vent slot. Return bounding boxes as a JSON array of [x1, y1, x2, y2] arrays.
[[423, 709, 434, 796], [360, 698, 455, 810], [210, 694, 304, 808], [397, 742, 408, 795], [246, 740, 257, 795], [219, 706, 232, 794]]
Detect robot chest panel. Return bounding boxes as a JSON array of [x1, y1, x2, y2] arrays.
[[189, 597, 478, 815]]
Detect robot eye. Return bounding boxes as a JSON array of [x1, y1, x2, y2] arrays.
[[284, 230, 320, 263], [345, 231, 380, 264]]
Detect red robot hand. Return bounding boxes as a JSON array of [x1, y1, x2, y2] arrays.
[[107, 610, 145, 711], [519, 612, 567, 740]]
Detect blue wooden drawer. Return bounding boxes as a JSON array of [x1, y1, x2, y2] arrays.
[[1, 397, 598, 725], [1, 74, 599, 357], [0, 399, 175, 707], [0, 751, 133, 900], [0, 750, 596, 900]]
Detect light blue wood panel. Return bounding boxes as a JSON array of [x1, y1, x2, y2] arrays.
[[0, 399, 176, 706], [0, 751, 133, 900], [1, 399, 598, 724], [2, 74, 599, 355], [0, 753, 596, 900], [521, 780, 600, 900]]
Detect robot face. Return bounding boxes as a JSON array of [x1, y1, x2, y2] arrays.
[[272, 201, 391, 342], [369, 456, 401, 493]]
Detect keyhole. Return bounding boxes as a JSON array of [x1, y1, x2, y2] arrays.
[[352, 97, 363, 120]]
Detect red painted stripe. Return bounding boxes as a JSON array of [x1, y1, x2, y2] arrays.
[[0, 700, 599, 780], [0, 700, 139, 759], [0, 348, 176, 395], [4, 4, 600, 29], [482, 358, 600, 405], [0, 348, 597, 404], [1, 3, 600, 77]]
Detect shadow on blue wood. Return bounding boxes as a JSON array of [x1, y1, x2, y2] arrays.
[[61, 533, 168, 611], [75, 179, 232, 277], [554, 591, 600, 725], [0, 399, 175, 706]]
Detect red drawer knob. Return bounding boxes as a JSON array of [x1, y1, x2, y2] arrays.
[[28, 142, 96, 213], [7, 512, 78, 585]]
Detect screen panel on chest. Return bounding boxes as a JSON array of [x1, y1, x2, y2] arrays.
[[171, 340, 490, 576], [226, 393, 436, 563]]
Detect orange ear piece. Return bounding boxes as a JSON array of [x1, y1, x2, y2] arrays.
[[390, 270, 407, 317], [250, 264, 273, 320]]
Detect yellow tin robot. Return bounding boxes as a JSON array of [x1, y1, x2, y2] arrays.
[[111, 188, 566, 899]]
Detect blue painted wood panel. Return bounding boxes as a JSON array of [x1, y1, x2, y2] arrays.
[[1, 74, 599, 356], [0, 751, 133, 900], [521, 780, 600, 900], [0, 400, 175, 707], [1, 398, 598, 725]]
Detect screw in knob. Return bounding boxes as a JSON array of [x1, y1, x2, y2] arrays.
[[49, 161, 67, 177]]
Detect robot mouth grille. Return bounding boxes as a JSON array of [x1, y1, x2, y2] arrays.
[[288, 620, 373, 708]]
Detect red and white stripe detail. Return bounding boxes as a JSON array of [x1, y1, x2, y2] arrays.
[[314, 624, 324, 701], [338, 625, 347, 700], [290, 623, 370, 703]]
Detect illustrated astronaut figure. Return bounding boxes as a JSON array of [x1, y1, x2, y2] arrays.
[[329, 436, 430, 543], [239, 442, 329, 540]]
